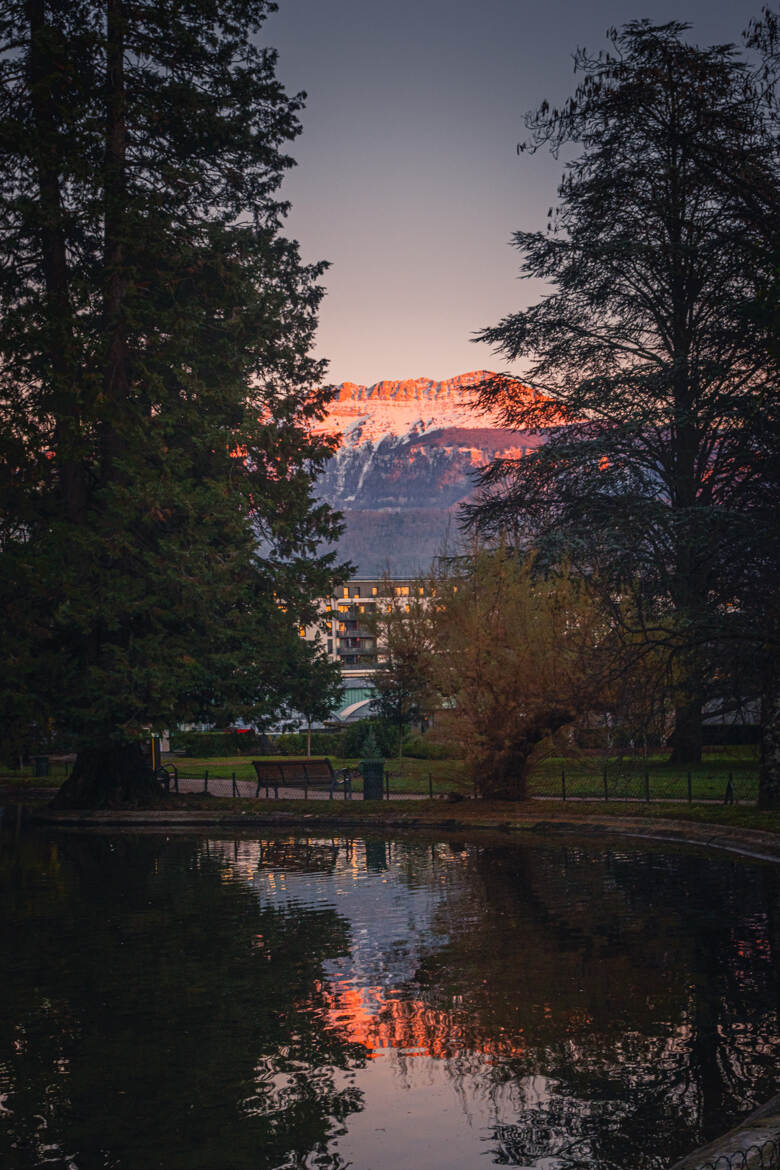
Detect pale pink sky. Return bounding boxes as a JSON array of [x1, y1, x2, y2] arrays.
[[267, 0, 751, 386]]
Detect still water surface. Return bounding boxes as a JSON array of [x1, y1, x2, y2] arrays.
[[1, 831, 778, 1169]]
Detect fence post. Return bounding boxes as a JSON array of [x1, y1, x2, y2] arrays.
[[603, 765, 608, 801], [204, 769, 209, 793], [561, 766, 566, 802], [385, 769, 389, 800], [232, 772, 237, 798], [687, 770, 692, 804], [429, 772, 433, 799], [644, 769, 650, 803]]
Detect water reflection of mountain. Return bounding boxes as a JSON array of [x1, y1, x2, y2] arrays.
[[237, 835, 780, 1166], [1, 833, 777, 1170]]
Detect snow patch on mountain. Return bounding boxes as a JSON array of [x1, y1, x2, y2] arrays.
[[312, 371, 538, 574], [311, 370, 510, 448]]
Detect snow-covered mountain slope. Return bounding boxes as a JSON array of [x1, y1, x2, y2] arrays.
[[312, 371, 540, 575]]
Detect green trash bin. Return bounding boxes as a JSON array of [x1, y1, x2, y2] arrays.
[[361, 759, 384, 801], [34, 756, 49, 778]]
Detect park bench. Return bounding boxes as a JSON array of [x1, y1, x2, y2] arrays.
[[252, 757, 353, 800]]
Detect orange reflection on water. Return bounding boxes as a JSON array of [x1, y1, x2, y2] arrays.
[[320, 982, 526, 1063]]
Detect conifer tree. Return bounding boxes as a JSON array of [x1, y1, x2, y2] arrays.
[[0, 0, 344, 803], [467, 21, 778, 785]]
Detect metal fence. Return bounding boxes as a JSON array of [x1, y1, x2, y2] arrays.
[[161, 767, 254, 798], [547, 764, 756, 805], [688, 1136, 779, 1170], [158, 759, 758, 805]]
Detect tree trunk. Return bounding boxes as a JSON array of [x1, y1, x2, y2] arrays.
[[306, 719, 311, 757], [51, 742, 162, 808], [476, 708, 576, 800], [27, 0, 84, 521], [668, 696, 703, 765], [477, 746, 533, 801], [100, 0, 129, 480], [759, 666, 780, 810]]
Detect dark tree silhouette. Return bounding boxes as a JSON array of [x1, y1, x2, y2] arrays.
[[0, 0, 346, 803], [466, 21, 778, 781]]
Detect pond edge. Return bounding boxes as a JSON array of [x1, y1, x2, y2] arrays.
[[25, 807, 780, 865]]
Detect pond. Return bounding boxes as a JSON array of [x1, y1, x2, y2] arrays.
[[1, 830, 778, 1169]]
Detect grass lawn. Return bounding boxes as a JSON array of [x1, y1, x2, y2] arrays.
[[0, 762, 71, 788], [532, 745, 759, 802]]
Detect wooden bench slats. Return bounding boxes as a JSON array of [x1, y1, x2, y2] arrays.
[[253, 757, 333, 785], [251, 757, 351, 799]]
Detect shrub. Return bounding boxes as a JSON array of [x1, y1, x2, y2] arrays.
[[272, 731, 342, 756], [340, 719, 398, 759], [170, 730, 267, 757], [402, 735, 461, 760]]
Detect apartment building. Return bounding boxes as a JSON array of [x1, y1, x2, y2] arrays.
[[303, 578, 426, 723]]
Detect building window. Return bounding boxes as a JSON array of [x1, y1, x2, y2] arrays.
[[342, 587, 349, 599], [372, 586, 378, 596]]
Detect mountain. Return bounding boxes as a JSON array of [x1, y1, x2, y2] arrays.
[[311, 371, 543, 576]]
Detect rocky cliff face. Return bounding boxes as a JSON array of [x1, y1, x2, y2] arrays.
[[312, 371, 541, 575]]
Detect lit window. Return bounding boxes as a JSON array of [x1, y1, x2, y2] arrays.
[[342, 587, 349, 598], [372, 586, 378, 596]]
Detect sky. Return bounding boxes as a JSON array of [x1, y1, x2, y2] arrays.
[[265, 0, 751, 387]]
